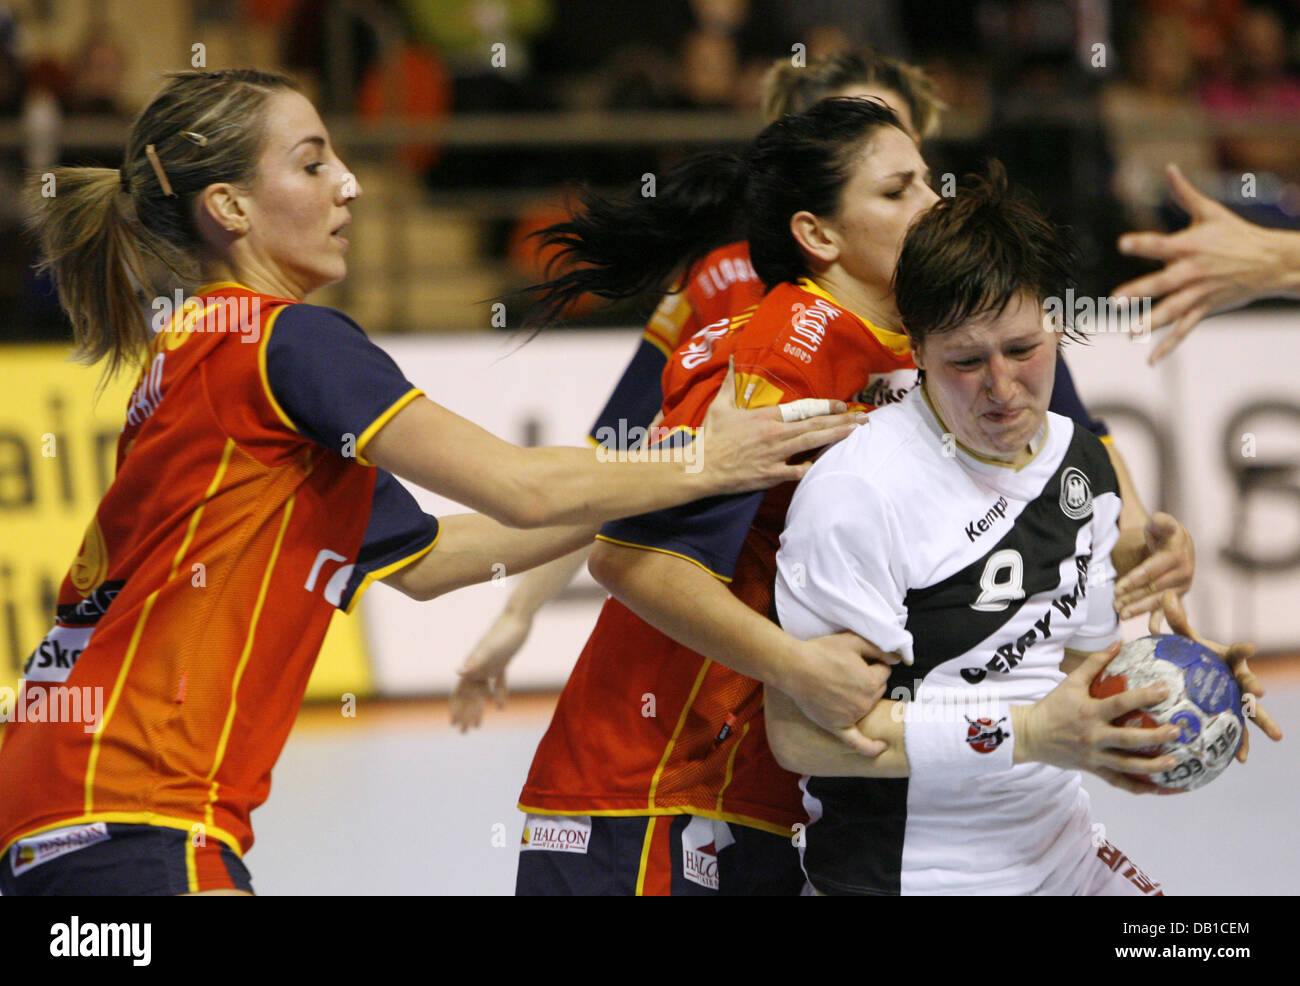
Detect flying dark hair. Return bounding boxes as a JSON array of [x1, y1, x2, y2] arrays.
[[526, 97, 906, 324], [893, 162, 1078, 347]]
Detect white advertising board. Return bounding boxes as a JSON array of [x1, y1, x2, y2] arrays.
[[358, 315, 1300, 696]]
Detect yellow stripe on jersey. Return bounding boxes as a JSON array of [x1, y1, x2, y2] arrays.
[[257, 305, 301, 434], [593, 535, 733, 584], [344, 528, 442, 615], [85, 592, 158, 813], [634, 816, 659, 896], [195, 280, 256, 296], [185, 835, 199, 892], [797, 278, 912, 357], [168, 439, 236, 580], [85, 439, 236, 812], [715, 720, 751, 813], [203, 495, 296, 825], [354, 388, 425, 467], [648, 660, 714, 808]]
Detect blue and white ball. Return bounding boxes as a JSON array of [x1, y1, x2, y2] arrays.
[[1089, 634, 1244, 790]]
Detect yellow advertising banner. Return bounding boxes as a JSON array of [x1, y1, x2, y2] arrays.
[[0, 344, 371, 708]]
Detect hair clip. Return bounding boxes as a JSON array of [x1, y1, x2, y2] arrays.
[[145, 144, 176, 197], [180, 131, 209, 147]]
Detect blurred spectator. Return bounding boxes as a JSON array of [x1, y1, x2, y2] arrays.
[[1102, 13, 1218, 228], [356, 42, 451, 172], [401, 0, 553, 111], [988, 50, 1127, 298], [61, 32, 128, 118], [778, 0, 909, 60], [677, 28, 742, 108], [0, 6, 20, 120], [279, 0, 391, 112], [31, 27, 131, 171], [1144, 0, 1244, 78], [1199, 4, 1300, 183]]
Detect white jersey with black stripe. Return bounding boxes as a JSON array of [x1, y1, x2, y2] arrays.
[[775, 385, 1123, 895]]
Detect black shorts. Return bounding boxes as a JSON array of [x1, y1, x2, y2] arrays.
[[1, 822, 253, 896], [515, 813, 804, 896]]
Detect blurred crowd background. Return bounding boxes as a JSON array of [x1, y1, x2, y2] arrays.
[[2, 0, 1300, 337]]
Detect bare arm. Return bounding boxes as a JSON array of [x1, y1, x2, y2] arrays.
[[382, 514, 598, 600], [765, 686, 909, 777], [767, 646, 1183, 793], [590, 540, 894, 750], [1107, 440, 1148, 535], [363, 368, 863, 528]]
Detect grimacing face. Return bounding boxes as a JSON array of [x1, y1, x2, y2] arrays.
[[231, 90, 360, 298], [912, 290, 1060, 467]]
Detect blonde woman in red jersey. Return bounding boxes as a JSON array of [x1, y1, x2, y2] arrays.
[[0, 69, 861, 896]]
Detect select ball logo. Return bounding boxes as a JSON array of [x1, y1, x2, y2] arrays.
[[965, 715, 1009, 754], [1089, 634, 1244, 790]]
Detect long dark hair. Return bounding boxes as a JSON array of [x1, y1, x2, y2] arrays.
[[527, 97, 906, 324]]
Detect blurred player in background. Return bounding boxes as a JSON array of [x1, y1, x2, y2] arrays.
[[768, 170, 1280, 895], [0, 69, 857, 896], [456, 48, 1194, 730]]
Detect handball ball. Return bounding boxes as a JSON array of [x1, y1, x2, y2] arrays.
[[1088, 634, 1244, 791]]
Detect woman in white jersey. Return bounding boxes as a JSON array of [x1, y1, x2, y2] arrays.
[[767, 168, 1279, 895]]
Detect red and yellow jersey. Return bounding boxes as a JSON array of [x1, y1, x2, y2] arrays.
[[520, 279, 916, 833], [588, 241, 763, 449], [0, 282, 438, 860]]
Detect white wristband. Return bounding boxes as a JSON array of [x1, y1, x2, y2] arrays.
[[903, 700, 1015, 780], [779, 398, 833, 422]]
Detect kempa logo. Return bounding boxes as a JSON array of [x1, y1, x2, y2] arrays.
[[965, 495, 1009, 542], [49, 916, 151, 966]]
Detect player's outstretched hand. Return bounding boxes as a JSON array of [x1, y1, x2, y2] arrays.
[[450, 610, 531, 732], [697, 356, 867, 493], [1113, 512, 1195, 619], [783, 632, 901, 756], [1014, 643, 1184, 793], [1112, 164, 1300, 364], [1154, 591, 1283, 763]]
